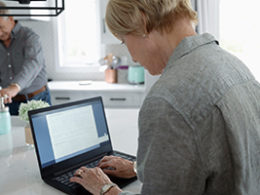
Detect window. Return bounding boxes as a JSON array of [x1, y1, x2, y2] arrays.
[[220, 0, 260, 82], [56, 0, 101, 70]]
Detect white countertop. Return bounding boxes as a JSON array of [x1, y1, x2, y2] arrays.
[[48, 81, 145, 92], [0, 109, 142, 195]]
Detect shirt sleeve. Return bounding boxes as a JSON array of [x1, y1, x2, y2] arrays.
[[12, 32, 45, 90], [135, 96, 206, 195], [119, 192, 137, 195]]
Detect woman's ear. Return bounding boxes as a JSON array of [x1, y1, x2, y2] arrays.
[[140, 11, 149, 35]]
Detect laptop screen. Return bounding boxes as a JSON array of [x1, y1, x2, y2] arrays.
[[29, 98, 111, 168]]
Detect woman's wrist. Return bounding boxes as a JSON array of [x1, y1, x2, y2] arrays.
[[103, 185, 122, 195]]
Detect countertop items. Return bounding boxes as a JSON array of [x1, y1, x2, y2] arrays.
[[128, 66, 145, 85], [0, 109, 142, 195], [0, 97, 11, 135], [99, 54, 121, 84]]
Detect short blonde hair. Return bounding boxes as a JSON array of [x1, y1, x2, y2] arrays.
[[106, 0, 197, 39]]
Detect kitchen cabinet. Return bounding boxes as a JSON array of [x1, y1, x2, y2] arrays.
[[48, 81, 145, 108], [99, 0, 120, 44]]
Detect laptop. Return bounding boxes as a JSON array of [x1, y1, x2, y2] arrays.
[[28, 97, 137, 195]]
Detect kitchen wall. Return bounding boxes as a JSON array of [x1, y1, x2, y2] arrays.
[[19, 19, 159, 91], [19, 19, 135, 81], [19, 20, 56, 80], [20, 19, 107, 81], [105, 44, 132, 65]]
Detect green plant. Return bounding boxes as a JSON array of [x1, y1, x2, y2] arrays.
[[18, 100, 50, 122]]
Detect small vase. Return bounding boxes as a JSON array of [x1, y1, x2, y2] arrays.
[[105, 68, 117, 83], [24, 123, 34, 147]]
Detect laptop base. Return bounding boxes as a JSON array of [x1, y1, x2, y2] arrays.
[[45, 150, 137, 195]]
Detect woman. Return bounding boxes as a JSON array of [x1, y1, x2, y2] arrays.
[[70, 0, 260, 194]]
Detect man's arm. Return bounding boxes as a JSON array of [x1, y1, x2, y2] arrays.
[[12, 32, 45, 90], [0, 83, 20, 103]]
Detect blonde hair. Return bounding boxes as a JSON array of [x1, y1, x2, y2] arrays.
[[0, 1, 9, 16], [106, 0, 197, 39]]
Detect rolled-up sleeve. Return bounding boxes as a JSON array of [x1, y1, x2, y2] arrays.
[[12, 33, 45, 90]]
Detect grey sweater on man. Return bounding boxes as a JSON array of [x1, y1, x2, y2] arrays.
[[121, 33, 260, 195], [0, 22, 47, 94]]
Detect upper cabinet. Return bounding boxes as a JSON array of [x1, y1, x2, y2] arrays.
[[99, 0, 120, 44]]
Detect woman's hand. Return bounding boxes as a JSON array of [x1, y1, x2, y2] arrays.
[[98, 156, 136, 179], [70, 167, 122, 195]]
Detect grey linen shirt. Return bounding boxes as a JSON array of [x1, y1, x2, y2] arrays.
[[121, 33, 260, 195], [0, 22, 47, 94]]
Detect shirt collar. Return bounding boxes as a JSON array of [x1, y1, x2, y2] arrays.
[[11, 21, 21, 39], [164, 33, 218, 72]]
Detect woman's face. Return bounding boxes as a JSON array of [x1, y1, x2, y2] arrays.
[[123, 33, 166, 75]]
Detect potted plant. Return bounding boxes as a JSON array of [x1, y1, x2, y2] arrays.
[[18, 100, 50, 146]]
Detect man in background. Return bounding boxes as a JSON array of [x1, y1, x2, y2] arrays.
[[0, 1, 51, 115]]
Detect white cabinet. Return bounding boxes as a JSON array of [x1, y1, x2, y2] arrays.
[[48, 72, 160, 108], [99, 0, 120, 44], [48, 81, 145, 108]]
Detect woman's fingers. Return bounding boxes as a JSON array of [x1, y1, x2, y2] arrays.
[[70, 167, 114, 194], [99, 160, 114, 169], [70, 175, 84, 185], [80, 167, 88, 172], [98, 155, 114, 165], [102, 168, 117, 176], [73, 156, 134, 179]]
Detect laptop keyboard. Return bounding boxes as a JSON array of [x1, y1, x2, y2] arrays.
[[53, 159, 100, 189], [54, 171, 77, 188], [53, 152, 135, 189], [113, 151, 135, 161]]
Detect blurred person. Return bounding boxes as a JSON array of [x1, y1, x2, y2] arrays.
[[0, 1, 51, 115]]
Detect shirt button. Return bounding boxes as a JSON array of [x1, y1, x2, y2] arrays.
[[8, 64, 12, 68], [9, 77, 13, 80], [7, 53, 10, 56]]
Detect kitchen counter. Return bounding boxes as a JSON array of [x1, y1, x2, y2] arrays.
[[48, 81, 146, 108], [48, 81, 145, 92], [0, 109, 142, 195]]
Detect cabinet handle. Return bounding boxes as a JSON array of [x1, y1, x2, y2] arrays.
[[55, 97, 70, 100], [109, 98, 126, 101]]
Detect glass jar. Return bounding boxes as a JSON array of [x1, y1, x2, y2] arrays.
[[0, 109, 11, 135]]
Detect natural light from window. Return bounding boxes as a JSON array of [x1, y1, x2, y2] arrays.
[[59, 0, 101, 67], [220, 0, 260, 82]]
